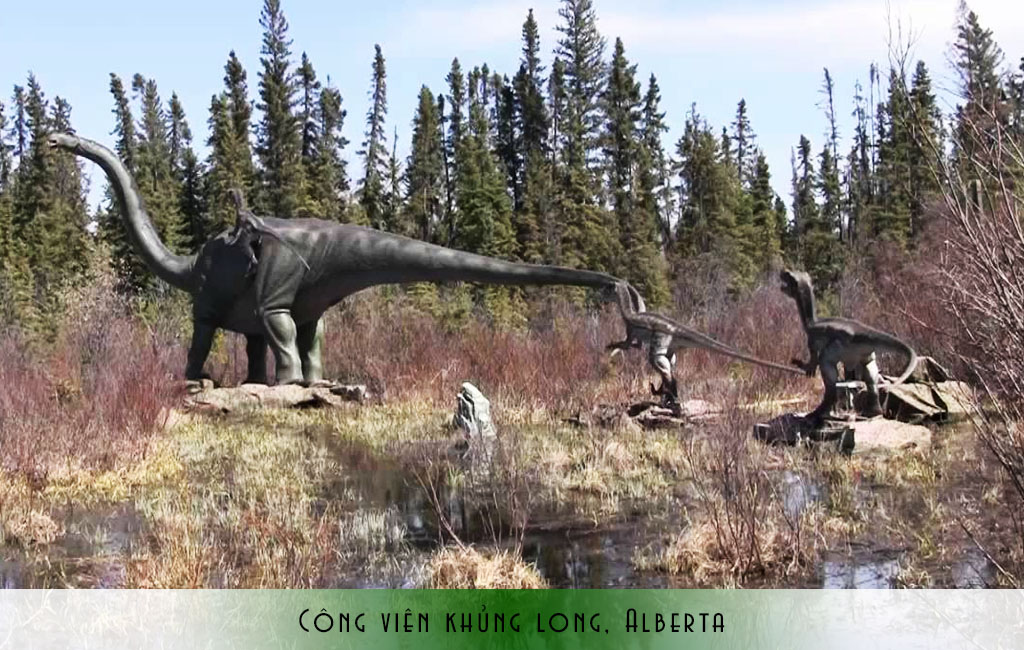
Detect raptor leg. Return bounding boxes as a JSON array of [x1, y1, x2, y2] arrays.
[[243, 334, 269, 385], [185, 321, 216, 381], [296, 318, 325, 384], [261, 309, 304, 385], [858, 353, 883, 418], [807, 347, 841, 425], [648, 333, 679, 407]]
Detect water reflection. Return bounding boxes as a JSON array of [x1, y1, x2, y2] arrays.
[[822, 553, 901, 588], [781, 470, 824, 519], [952, 547, 994, 588]]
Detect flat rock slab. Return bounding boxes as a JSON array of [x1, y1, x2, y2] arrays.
[[184, 382, 369, 414], [754, 412, 931, 455], [851, 418, 932, 454]]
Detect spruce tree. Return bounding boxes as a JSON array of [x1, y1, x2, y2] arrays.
[[640, 75, 674, 249], [455, 71, 516, 260], [360, 44, 388, 230], [297, 52, 321, 193], [0, 100, 9, 194], [602, 38, 665, 298], [1010, 57, 1024, 143], [818, 144, 843, 247], [205, 94, 238, 237], [169, 94, 205, 252], [297, 53, 320, 161], [132, 75, 185, 254], [907, 61, 942, 239], [455, 72, 518, 321], [731, 99, 756, 185], [255, 0, 304, 217], [820, 69, 840, 164], [40, 96, 90, 280], [952, 3, 1005, 170], [749, 151, 782, 273], [845, 79, 874, 245], [205, 53, 258, 237], [791, 135, 841, 293], [674, 106, 749, 292], [383, 127, 402, 233], [405, 86, 444, 242], [0, 101, 11, 268], [511, 9, 549, 263], [7, 86, 26, 168], [493, 76, 518, 214], [168, 93, 189, 177], [874, 67, 913, 245], [442, 59, 466, 246], [109, 75, 136, 170], [308, 82, 350, 221], [554, 0, 606, 171], [11, 78, 89, 299], [552, 0, 619, 277], [223, 51, 257, 195], [545, 59, 568, 264], [100, 74, 140, 287]]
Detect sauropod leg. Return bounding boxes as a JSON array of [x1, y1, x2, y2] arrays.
[[185, 321, 216, 381], [297, 318, 325, 384], [244, 334, 269, 385], [254, 238, 306, 385], [262, 309, 304, 385]]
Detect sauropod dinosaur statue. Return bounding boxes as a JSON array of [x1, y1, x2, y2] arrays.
[[779, 269, 919, 423], [50, 133, 629, 386], [607, 282, 803, 406]]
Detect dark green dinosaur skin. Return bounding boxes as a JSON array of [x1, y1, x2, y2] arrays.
[[50, 133, 625, 385]]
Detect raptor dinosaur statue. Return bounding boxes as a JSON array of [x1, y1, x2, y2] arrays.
[[50, 133, 629, 386], [607, 282, 803, 406], [780, 269, 919, 424]]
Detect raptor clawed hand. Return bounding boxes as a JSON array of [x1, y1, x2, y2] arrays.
[[791, 357, 816, 377]]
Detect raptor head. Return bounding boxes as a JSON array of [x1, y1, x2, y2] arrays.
[[779, 269, 810, 300]]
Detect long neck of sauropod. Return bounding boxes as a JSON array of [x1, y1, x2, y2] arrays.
[[50, 133, 195, 291]]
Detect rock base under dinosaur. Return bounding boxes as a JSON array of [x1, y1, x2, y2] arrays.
[[183, 380, 370, 414], [753, 413, 931, 455]]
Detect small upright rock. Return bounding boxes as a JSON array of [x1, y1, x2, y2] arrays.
[[452, 382, 496, 440]]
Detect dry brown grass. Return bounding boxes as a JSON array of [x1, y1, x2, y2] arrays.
[[0, 273, 179, 479], [424, 546, 548, 589]]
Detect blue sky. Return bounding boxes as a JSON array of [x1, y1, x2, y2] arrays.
[[2, 0, 1023, 210]]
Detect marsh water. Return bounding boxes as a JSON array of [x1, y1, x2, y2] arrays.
[[0, 422, 998, 589]]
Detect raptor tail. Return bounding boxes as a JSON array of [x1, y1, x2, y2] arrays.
[[653, 314, 805, 376], [866, 329, 919, 386], [890, 345, 919, 387]]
